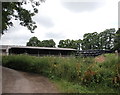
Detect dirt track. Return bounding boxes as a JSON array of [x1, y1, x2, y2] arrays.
[[1, 66, 58, 93]]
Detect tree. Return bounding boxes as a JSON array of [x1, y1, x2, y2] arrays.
[[70, 40, 78, 49], [58, 40, 65, 48], [81, 33, 93, 50], [2, 0, 45, 34], [26, 36, 41, 47], [81, 28, 116, 50], [105, 28, 116, 50], [76, 39, 82, 50], [26, 37, 56, 47], [49, 39, 56, 47], [42, 39, 56, 47], [99, 28, 115, 50], [114, 28, 120, 53], [58, 39, 82, 49]]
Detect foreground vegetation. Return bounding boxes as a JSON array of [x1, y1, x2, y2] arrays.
[[2, 54, 120, 93]]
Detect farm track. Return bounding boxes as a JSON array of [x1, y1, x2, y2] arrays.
[[1, 66, 58, 93]]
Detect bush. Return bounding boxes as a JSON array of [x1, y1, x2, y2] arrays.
[[2, 54, 120, 93]]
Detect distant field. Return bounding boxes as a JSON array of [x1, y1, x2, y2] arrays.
[[2, 54, 120, 93]]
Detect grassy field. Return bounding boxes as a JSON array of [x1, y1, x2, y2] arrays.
[[2, 54, 120, 93]]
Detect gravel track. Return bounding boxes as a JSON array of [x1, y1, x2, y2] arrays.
[[1, 66, 58, 93]]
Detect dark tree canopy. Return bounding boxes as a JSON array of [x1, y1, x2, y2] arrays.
[[114, 28, 120, 52], [27, 36, 56, 47], [26, 28, 117, 51], [81, 28, 116, 50], [58, 39, 82, 49], [2, 0, 45, 34], [42, 39, 56, 47], [26, 36, 40, 47]]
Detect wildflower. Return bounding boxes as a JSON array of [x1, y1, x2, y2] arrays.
[[54, 64, 57, 67]]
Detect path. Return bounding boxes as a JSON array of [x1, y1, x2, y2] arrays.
[[1, 66, 58, 93]]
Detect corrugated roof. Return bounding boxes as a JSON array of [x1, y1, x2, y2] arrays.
[[0, 45, 76, 51]]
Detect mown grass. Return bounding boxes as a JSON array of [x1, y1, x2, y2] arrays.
[[2, 54, 120, 93]]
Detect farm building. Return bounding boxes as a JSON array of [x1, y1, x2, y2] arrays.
[[0, 45, 76, 56], [0, 45, 113, 57]]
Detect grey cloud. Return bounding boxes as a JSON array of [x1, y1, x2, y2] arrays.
[[34, 16, 54, 28], [62, 2, 104, 12], [1, 35, 30, 45], [2, 38, 26, 45], [45, 32, 65, 39], [0, 0, 20, 2], [1, 28, 32, 45]]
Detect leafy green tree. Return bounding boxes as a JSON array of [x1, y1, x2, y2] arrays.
[[99, 28, 115, 50], [49, 39, 56, 47], [99, 31, 105, 50], [81, 33, 93, 50], [81, 28, 115, 50], [70, 40, 77, 49], [106, 28, 116, 50], [26, 36, 41, 47], [58, 39, 82, 49], [58, 40, 65, 48], [70, 39, 82, 49], [114, 28, 120, 53], [2, 0, 45, 34], [42, 39, 56, 47], [27, 37, 56, 47], [64, 39, 71, 48], [76, 39, 82, 50], [91, 32, 99, 49], [58, 39, 71, 48]]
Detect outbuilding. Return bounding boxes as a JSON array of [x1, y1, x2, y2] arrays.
[[0, 45, 76, 56]]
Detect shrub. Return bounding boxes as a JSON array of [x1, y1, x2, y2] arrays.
[[2, 54, 120, 92]]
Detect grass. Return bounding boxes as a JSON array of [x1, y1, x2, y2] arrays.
[[2, 54, 120, 93], [52, 79, 118, 93], [52, 79, 92, 93]]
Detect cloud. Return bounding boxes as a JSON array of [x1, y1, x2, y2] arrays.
[[1, 22, 33, 45], [45, 32, 66, 39], [1, 0, 118, 47], [33, 15, 54, 28], [62, 1, 105, 13]]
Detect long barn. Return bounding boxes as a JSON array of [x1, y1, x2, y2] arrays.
[[0, 45, 76, 56], [0, 45, 113, 57]]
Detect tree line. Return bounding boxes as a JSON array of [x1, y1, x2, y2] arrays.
[[27, 37, 56, 47], [26, 28, 120, 51]]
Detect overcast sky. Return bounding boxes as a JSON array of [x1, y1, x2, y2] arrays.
[[0, 0, 119, 46]]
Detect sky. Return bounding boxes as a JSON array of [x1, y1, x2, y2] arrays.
[[0, 0, 119, 46]]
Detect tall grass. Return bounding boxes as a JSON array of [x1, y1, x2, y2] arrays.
[[2, 54, 120, 93]]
